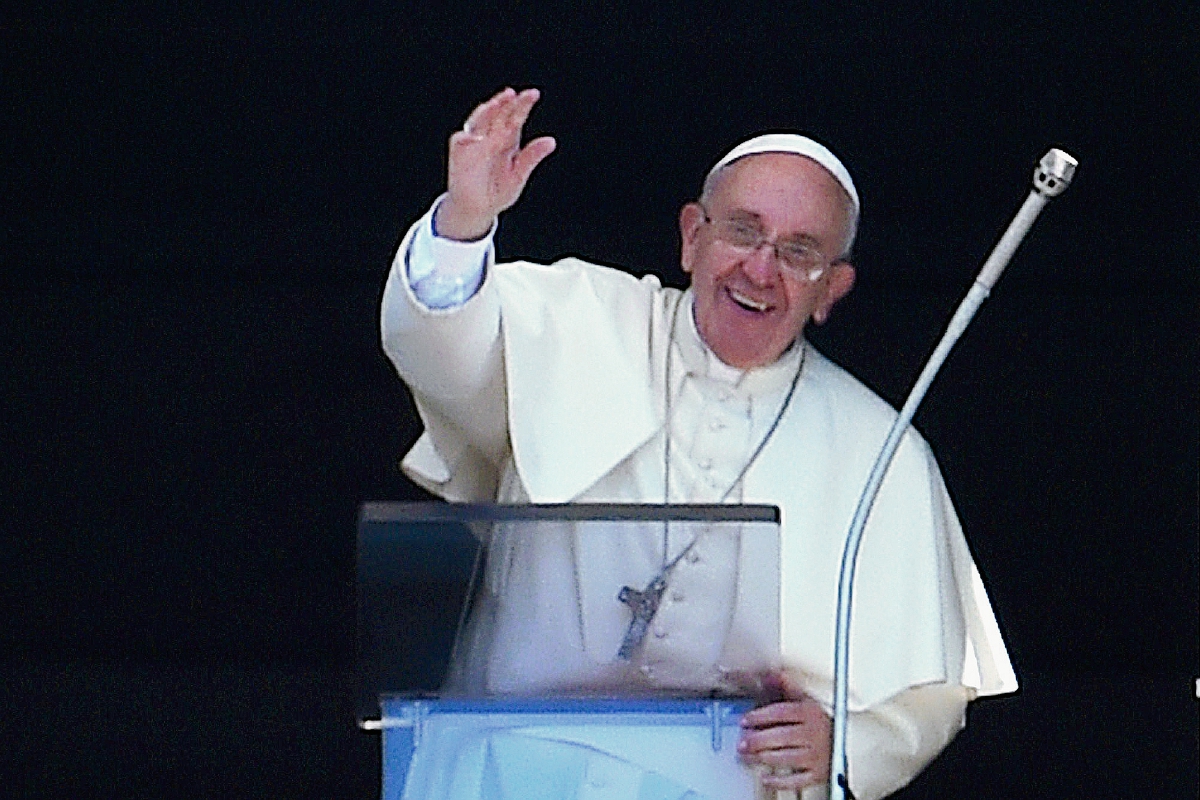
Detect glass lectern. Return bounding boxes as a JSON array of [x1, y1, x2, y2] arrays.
[[357, 502, 781, 800]]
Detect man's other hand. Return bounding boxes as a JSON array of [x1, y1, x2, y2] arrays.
[[437, 87, 557, 241], [738, 671, 833, 792]]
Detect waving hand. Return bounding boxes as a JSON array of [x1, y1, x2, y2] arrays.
[[436, 87, 557, 241]]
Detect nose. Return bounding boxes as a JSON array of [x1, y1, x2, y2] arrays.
[[741, 242, 780, 286]]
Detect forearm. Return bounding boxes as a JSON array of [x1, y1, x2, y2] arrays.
[[380, 198, 512, 477], [380, 198, 501, 403]]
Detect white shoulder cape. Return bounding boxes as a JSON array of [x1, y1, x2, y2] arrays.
[[392, 248, 1017, 711]]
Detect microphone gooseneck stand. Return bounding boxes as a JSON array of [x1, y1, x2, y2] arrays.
[[828, 149, 1078, 800]]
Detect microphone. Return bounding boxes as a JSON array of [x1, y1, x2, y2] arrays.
[[1035, 148, 1079, 197], [975, 148, 1078, 291], [827, 148, 1077, 800]]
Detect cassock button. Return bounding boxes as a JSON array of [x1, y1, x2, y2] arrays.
[[699, 458, 713, 471], [654, 627, 668, 639], [709, 418, 726, 431], [671, 589, 685, 602], [686, 551, 701, 564]]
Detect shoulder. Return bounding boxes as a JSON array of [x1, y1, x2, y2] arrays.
[[494, 256, 664, 303], [801, 344, 933, 456], [492, 257, 674, 334], [803, 346, 893, 414]]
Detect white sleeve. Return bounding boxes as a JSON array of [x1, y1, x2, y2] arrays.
[[406, 194, 495, 310], [381, 197, 510, 498], [841, 684, 968, 800]]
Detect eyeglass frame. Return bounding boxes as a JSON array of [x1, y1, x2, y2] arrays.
[[696, 201, 846, 282]]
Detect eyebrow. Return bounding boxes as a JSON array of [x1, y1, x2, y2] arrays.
[[723, 208, 822, 247]]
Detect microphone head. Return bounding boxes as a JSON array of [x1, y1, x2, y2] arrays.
[[1033, 149, 1078, 197]]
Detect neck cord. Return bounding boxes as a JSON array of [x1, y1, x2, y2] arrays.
[[617, 294, 805, 661]]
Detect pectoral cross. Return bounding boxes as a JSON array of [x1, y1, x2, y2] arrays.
[[616, 575, 668, 660]]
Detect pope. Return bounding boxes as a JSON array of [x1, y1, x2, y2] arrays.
[[381, 87, 1016, 799]]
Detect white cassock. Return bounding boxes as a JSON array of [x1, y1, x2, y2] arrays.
[[380, 199, 1018, 800]]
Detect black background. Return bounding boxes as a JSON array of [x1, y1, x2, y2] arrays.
[[3, 2, 1197, 797]]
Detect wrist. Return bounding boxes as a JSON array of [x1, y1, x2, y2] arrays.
[[434, 198, 495, 242]]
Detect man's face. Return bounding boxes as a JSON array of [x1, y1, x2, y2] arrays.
[[680, 153, 856, 370]]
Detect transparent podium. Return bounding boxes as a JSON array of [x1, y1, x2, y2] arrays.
[[357, 502, 781, 800]]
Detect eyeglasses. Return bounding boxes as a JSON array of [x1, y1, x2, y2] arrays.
[[698, 204, 838, 282]]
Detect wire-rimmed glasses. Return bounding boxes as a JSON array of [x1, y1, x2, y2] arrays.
[[699, 203, 841, 281]]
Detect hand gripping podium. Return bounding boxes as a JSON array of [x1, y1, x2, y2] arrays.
[[357, 502, 782, 800]]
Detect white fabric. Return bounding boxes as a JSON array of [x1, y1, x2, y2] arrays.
[[381, 199, 1017, 798], [708, 134, 860, 215], [407, 196, 490, 309]]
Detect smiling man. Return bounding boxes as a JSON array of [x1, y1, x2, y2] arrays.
[[681, 149, 857, 370], [381, 88, 1016, 800]]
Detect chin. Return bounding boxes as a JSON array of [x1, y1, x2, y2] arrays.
[[712, 322, 797, 369], [696, 306, 794, 369], [711, 346, 775, 370]]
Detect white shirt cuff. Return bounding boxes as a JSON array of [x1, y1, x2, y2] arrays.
[[406, 195, 494, 310]]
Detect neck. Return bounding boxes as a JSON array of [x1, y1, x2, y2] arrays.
[[664, 293, 807, 505]]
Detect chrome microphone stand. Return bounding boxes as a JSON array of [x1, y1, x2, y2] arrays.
[[828, 149, 1078, 800]]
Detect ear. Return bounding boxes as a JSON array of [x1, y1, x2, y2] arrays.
[[678, 202, 706, 274], [811, 262, 856, 325]]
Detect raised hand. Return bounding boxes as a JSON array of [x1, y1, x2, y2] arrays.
[[436, 87, 557, 241]]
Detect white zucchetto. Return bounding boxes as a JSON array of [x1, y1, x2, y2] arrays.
[[707, 133, 859, 216]]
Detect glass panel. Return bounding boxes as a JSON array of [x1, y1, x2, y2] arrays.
[[358, 503, 779, 714], [380, 698, 758, 800]]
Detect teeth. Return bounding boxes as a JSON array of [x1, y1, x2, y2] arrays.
[[730, 289, 770, 312]]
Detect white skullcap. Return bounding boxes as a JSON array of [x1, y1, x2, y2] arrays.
[[707, 133, 859, 215]]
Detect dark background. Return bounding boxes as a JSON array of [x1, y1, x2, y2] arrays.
[[3, 2, 1197, 797]]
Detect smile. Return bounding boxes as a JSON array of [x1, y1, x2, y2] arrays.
[[728, 288, 771, 313]]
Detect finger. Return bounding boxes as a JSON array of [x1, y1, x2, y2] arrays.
[[759, 767, 822, 792], [493, 91, 539, 150], [463, 87, 517, 137], [505, 87, 542, 131], [741, 700, 816, 728], [739, 724, 815, 755], [755, 755, 828, 788], [481, 88, 537, 154], [511, 135, 557, 183], [754, 747, 816, 766]]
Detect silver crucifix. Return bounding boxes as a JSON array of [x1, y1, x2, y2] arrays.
[[616, 575, 668, 660]]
